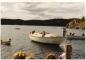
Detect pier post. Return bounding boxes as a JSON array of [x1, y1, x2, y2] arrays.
[[65, 44, 72, 59]]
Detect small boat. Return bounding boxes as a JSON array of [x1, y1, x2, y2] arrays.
[[45, 53, 56, 59], [13, 50, 34, 59], [29, 31, 64, 44], [1, 38, 11, 46], [13, 50, 26, 59]]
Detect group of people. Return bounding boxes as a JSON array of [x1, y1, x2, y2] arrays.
[[30, 30, 49, 37]]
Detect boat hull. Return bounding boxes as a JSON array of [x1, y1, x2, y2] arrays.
[[29, 35, 64, 44]]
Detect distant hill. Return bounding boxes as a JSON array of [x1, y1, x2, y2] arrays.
[[1, 18, 82, 27]]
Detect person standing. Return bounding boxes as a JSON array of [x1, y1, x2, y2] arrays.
[[63, 27, 67, 37]]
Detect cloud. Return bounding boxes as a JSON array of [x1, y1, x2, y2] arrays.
[[1, 2, 85, 20]]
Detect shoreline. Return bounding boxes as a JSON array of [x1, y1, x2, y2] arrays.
[[66, 36, 85, 40]]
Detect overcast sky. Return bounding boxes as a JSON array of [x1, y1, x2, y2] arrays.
[[1, 2, 85, 20]]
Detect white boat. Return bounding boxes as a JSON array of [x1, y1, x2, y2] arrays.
[[29, 31, 64, 44]]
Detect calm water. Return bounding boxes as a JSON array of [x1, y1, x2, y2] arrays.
[[1, 25, 85, 59]]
